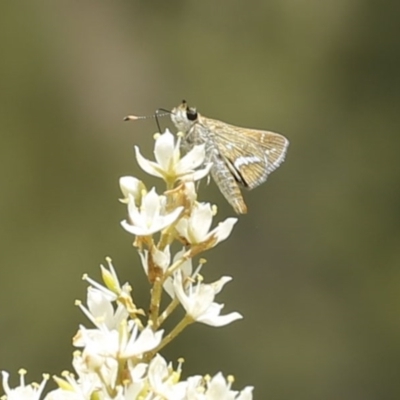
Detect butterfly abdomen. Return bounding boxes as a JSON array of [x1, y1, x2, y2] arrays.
[[211, 155, 247, 214]]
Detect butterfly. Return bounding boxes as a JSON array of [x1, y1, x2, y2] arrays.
[[170, 101, 289, 214]]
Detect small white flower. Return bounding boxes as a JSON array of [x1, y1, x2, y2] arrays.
[[121, 188, 183, 236], [119, 323, 164, 359], [139, 245, 171, 276], [113, 381, 146, 400], [152, 245, 171, 270], [77, 287, 129, 331], [75, 322, 163, 369], [73, 326, 116, 368], [204, 372, 236, 399], [183, 373, 253, 400], [127, 362, 148, 383], [81, 260, 142, 325], [135, 129, 211, 184], [147, 354, 187, 400], [2, 370, 48, 400], [184, 376, 204, 399], [182, 181, 198, 206], [175, 203, 237, 245], [45, 389, 83, 400], [236, 386, 254, 400], [47, 366, 102, 400], [163, 248, 194, 298], [203, 373, 253, 400], [82, 258, 125, 298], [173, 273, 242, 326], [119, 176, 145, 204]]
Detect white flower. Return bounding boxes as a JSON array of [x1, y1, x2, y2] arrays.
[[135, 129, 212, 184], [175, 203, 237, 245], [75, 322, 163, 362], [152, 245, 171, 270], [112, 381, 146, 400], [46, 367, 101, 400], [71, 352, 104, 389], [78, 260, 138, 331], [119, 323, 164, 359], [119, 176, 145, 204], [121, 188, 183, 236], [139, 245, 171, 276], [77, 286, 129, 331], [183, 373, 253, 400], [203, 373, 253, 400], [182, 181, 197, 205], [73, 326, 117, 369], [147, 354, 187, 400], [173, 273, 242, 326], [163, 248, 194, 298], [1, 370, 48, 400], [236, 386, 254, 400], [184, 376, 204, 400], [45, 389, 83, 400]]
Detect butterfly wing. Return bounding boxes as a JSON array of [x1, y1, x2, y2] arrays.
[[200, 117, 289, 189], [243, 128, 289, 174]]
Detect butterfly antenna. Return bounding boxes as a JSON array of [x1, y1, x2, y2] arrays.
[[124, 108, 171, 133]]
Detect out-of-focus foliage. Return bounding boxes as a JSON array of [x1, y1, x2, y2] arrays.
[[0, 1, 399, 399]]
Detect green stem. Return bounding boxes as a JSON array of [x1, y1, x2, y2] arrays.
[[161, 253, 191, 284], [157, 298, 179, 327], [145, 315, 194, 361], [149, 278, 162, 326]]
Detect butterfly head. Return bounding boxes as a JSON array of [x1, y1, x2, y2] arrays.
[[171, 100, 198, 133]]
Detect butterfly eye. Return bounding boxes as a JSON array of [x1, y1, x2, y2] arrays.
[[186, 107, 198, 121]]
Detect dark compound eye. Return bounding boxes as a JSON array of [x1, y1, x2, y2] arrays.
[[186, 107, 198, 121]]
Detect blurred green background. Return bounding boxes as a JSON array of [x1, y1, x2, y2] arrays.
[[1, 1, 400, 399]]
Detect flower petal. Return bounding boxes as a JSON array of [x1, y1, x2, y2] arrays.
[[191, 162, 213, 182], [141, 188, 162, 222], [175, 144, 206, 175], [237, 386, 254, 400], [198, 306, 242, 327], [152, 246, 171, 272], [212, 217, 238, 244], [154, 130, 176, 171], [189, 204, 214, 243], [119, 176, 144, 201], [124, 325, 163, 357], [135, 146, 165, 178]]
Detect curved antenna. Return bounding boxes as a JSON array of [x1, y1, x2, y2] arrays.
[[124, 108, 171, 132]]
